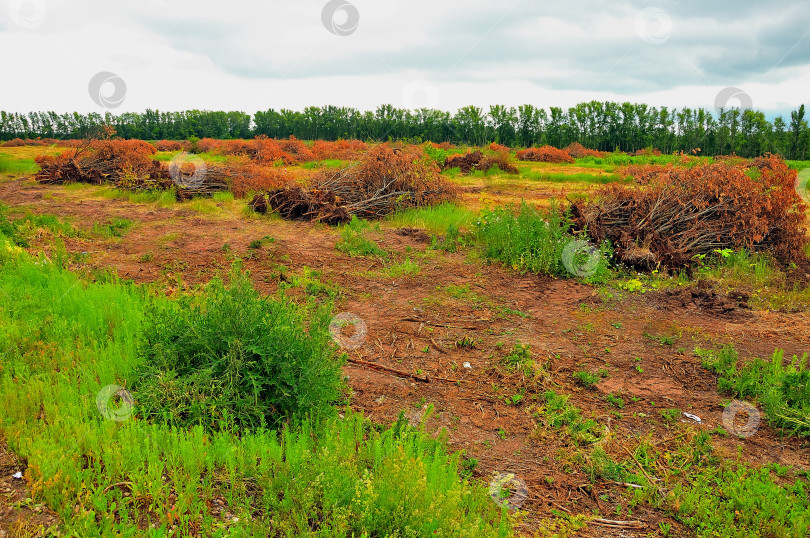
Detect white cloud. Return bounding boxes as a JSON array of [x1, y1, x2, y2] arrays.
[[0, 0, 807, 116]]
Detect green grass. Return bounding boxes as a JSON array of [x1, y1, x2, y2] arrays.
[[212, 191, 235, 203], [697, 345, 810, 437], [99, 188, 177, 208], [473, 202, 611, 281], [336, 216, 387, 257], [0, 231, 513, 536], [384, 257, 421, 278], [0, 153, 38, 175], [387, 202, 474, 235], [187, 197, 219, 214], [0, 203, 80, 247], [300, 159, 348, 169], [573, 371, 600, 388], [521, 171, 623, 184], [92, 218, 134, 238], [537, 390, 604, 445]]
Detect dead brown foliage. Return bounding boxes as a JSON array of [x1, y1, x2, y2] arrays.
[[516, 145, 574, 164], [571, 155, 808, 269], [564, 142, 605, 158], [251, 144, 457, 224], [442, 150, 518, 174]]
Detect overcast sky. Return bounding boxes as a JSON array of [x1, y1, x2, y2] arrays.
[[1, 0, 808, 117]]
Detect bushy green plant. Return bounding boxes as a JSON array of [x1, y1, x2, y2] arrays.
[[133, 263, 344, 430]]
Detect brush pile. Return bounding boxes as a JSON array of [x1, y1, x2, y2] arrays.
[[35, 139, 170, 187], [251, 144, 457, 224], [34, 138, 285, 201], [570, 155, 807, 269], [564, 142, 605, 158], [516, 145, 574, 164], [441, 150, 518, 174]]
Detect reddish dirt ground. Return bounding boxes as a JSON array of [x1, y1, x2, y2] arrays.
[[2, 177, 809, 536]]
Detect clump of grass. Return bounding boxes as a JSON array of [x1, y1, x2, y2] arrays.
[[573, 370, 600, 388], [503, 342, 532, 370], [522, 171, 623, 184], [0, 203, 79, 247], [606, 393, 624, 408], [388, 202, 474, 236], [212, 191, 235, 203], [284, 266, 340, 299], [134, 263, 345, 430], [336, 215, 387, 258], [431, 223, 466, 252], [92, 218, 133, 238], [537, 390, 604, 445], [384, 257, 420, 278], [697, 345, 810, 436], [248, 235, 275, 249], [473, 201, 611, 280]]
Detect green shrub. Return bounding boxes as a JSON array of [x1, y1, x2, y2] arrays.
[[133, 263, 344, 430]]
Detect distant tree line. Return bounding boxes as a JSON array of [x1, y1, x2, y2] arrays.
[[1, 102, 808, 159]]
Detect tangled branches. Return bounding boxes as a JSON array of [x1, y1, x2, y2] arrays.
[[570, 155, 807, 269], [251, 144, 457, 224]]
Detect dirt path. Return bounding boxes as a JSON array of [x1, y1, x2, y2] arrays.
[[2, 178, 810, 536]]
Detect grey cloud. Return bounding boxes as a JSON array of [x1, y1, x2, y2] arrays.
[[125, 0, 810, 96]]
